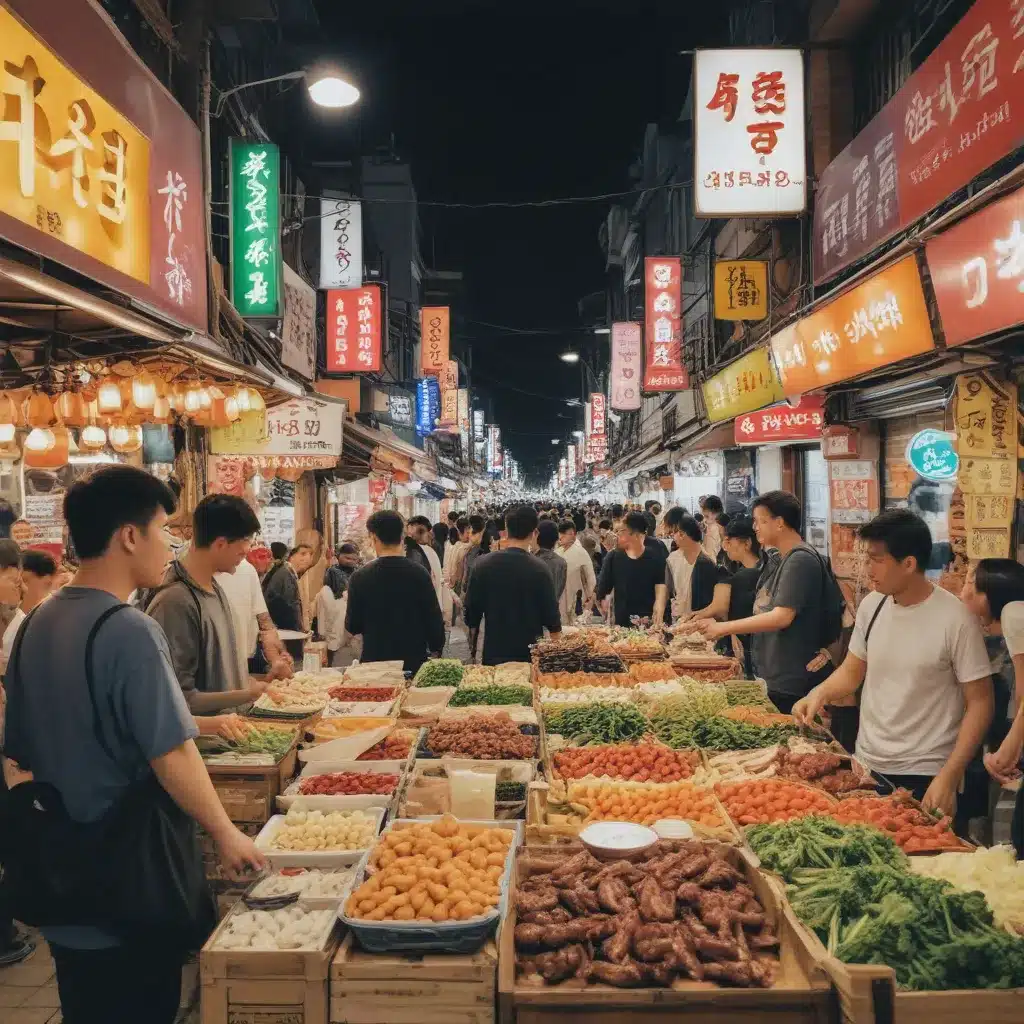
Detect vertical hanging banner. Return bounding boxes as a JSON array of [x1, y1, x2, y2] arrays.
[[472, 409, 485, 443], [566, 445, 576, 479], [438, 359, 459, 427], [610, 322, 643, 410], [281, 264, 315, 380], [319, 195, 362, 289], [457, 389, 470, 457], [493, 427, 503, 474], [586, 392, 608, 463], [229, 140, 281, 318], [643, 257, 688, 391], [421, 307, 450, 376], [589, 393, 607, 438], [416, 377, 439, 437], [325, 285, 382, 372]]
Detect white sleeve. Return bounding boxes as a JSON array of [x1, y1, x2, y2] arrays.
[[951, 604, 995, 684], [250, 562, 269, 616], [1001, 601, 1024, 659], [848, 593, 883, 661]]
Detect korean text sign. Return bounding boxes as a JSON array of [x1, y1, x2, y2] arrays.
[[714, 260, 769, 320], [815, 0, 1024, 283], [421, 306, 450, 376], [770, 255, 935, 398], [694, 48, 806, 216], [230, 140, 281, 318], [610, 321, 643, 410], [734, 395, 824, 445], [643, 257, 688, 391], [702, 345, 783, 422], [319, 194, 362, 289], [0, 2, 206, 332], [325, 285, 382, 373], [926, 182, 1024, 346], [210, 397, 343, 457]]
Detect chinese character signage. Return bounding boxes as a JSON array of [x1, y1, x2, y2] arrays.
[[319, 194, 362, 289], [210, 396, 343, 457], [472, 408, 485, 443], [694, 48, 806, 217], [416, 377, 439, 437], [643, 258, 688, 391], [387, 391, 413, 429], [229, 139, 280, 318], [610, 321, 642, 410], [926, 183, 1024, 346], [815, 0, 1024, 284], [0, 2, 207, 332], [734, 395, 824, 445], [493, 427, 503, 473], [589, 393, 607, 438], [702, 346, 783, 422], [954, 371, 1016, 461], [421, 306, 450, 376], [325, 284, 382, 373], [905, 429, 959, 482], [714, 260, 769, 320], [439, 387, 458, 429], [770, 256, 935, 398], [281, 264, 315, 380]]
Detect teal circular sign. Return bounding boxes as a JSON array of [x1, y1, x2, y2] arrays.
[[905, 429, 958, 483]]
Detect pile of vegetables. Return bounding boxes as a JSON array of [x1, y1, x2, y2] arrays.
[[297, 771, 399, 796], [326, 685, 398, 703], [788, 864, 1024, 990], [831, 793, 968, 852], [567, 779, 727, 830], [745, 816, 907, 882], [495, 780, 527, 802], [413, 659, 465, 688], [650, 708, 798, 751], [459, 665, 495, 688], [448, 684, 533, 707], [552, 741, 698, 783], [207, 724, 295, 760], [721, 705, 796, 727], [542, 701, 648, 745], [723, 682, 775, 709], [715, 778, 836, 825]]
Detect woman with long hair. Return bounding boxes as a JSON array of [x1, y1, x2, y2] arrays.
[[431, 522, 448, 566]]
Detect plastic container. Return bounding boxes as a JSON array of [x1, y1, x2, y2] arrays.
[[277, 762, 403, 812], [578, 821, 659, 860], [255, 805, 387, 868]]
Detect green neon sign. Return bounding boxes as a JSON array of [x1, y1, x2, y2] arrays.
[[229, 139, 281, 318]]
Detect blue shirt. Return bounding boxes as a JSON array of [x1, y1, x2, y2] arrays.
[[2, 587, 198, 948]]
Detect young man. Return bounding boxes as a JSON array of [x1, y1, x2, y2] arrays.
[[596, 511, 668, 628], [345, 510, 446, 673], [793, 510, 993, 817], [664, 514, 728, 622], [464, 505, 561, 664], [407, 515, 444, 608], [2, 466, 264, 1021], [262, 543, 313, 633], [0, 549, 58, 673], [460, 514, 487, 594], [556, 519, 596, 625], [695, 490, 824, 712], [534, 520, 567, 608]]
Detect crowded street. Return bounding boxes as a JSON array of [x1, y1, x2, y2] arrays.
[[2, 1, 1024, 1023]]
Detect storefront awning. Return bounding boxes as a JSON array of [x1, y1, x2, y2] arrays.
[[345, 418, 437, 479]]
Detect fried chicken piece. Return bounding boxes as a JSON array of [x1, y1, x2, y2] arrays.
[[694, 936, 740, 961], [597, 877, 632, 915], [638, 875, 676, 923], [634, 936, 675, 962], [702, 962, 768, 987], [559, 884, 600, 915], [516, 888, 559, 915], [676, 882, 703, 905], [670, 923, 704, 980], [602, 910, 640, 963], [642, 962, 676, 987], [677, 853, 712, 879], [697, 859, 743, 889], [515, 923, 547, 948], [535, 944, 585, 983], [748, 930, 780, 950], [589, 960, 646, 987], [521, 907, 572, 926], [550, 851, 599, 885]]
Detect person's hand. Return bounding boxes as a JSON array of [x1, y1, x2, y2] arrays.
[[693, 619, 727, 640], [268, 657, 294, 681], [921, 771, 958, 818], [791, 687, 826, 727], [805, 649, 832, 673], [215, 827, 267, 881], [984, 733, 1024, 785], [247, 676, 272, 699], [210, 714, 253, 743]]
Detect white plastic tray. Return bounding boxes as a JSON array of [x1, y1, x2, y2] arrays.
[[322, 699, 396, 718], [277, 763, 402, 812], [255, 805, 387, 867]]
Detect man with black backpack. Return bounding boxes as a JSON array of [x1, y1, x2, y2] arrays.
[[1, 466, 264, 1022], [696, 490, 846, 713]]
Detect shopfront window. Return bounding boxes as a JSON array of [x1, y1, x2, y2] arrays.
[[724, 448, 757, 515], [802, 447, 830, 558]]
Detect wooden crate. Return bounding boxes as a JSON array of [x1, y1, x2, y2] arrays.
[[330, 932, 496, 1024], [497, 846, 835, 1024], [200, 914, 339, 1024], [200, 822, 264, 881], [206, 744, 299, 823]]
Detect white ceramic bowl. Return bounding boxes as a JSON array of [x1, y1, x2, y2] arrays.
[[652, 819, 695, 840], [578, 821, 659, 860]]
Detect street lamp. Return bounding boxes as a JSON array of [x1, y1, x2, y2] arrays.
[[214, 66, 360, 117], [559, 350, 580, 364]]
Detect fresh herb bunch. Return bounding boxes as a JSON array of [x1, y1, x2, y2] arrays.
[[448, 685, 533, 707], [495, 781, 526, 802], [413, 659, 464, 688]]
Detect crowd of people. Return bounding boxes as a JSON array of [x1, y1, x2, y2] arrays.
[[0, 467, 1022, 1021]]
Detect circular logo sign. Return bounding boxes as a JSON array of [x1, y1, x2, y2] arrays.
[[9, 520, 34, 545], [905, 429, 958, 483]]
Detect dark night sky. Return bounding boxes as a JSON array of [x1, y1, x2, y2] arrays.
[[308, 3, 728, 482]]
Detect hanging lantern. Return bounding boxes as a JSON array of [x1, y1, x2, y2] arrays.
[[208, 384, 225, 401], [184, 386, 203, 414], [210, 397, 233, 428], [108, 422, 143, 453], [78, 424, 107, 452], [152, 396, 172, 423], [131, 371, 157, 412], [0, 423, 15, 445], [234, 387, 253, 413], [55, 391, 88, 428], [224, 395, 240, 422], [24, 427, 55, 452], [198, 385, 213, 410], [248, 388, 266, 412], [97, 379, 123, 415], [0, 393, 18, 430], [24, 392, 55, 428]]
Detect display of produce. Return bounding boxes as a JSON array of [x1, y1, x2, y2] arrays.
[[722, 706, 797, 727], [774, 749, 872, 795], [413, 659, 465, 688], [426, 712, 537, 759], [252, 672, 337, 713], [493, 662, 532, 686], [542, 702, 649, 745], [514, 841, 779, 987], [297, 771, 399, 796], [312, 717, 394, 744], [830, 792, 970, 852], [627, 661, 678, 682], [648, 683, 727, 719], [534, 634, 625, 674], [537, 671, 631, 690], [723, 682, 775, 709], [610, 630, 666, 659], [357, 733, 414, 761], [447, 684, 533, 707], [265, 806, 378, 852], [495, 781, 527, 802], [632, 680, 690, 700], [212, 905, 336, 950], [715, 779, 836, 825], [567, 780, 727, 830], [345, 815, 515, 922], [910, 846, 1024, 935], [202, 723, 296, 761], [553, 741, 699, 783], [538, 685, 633, 704], [650, 709, 799, 752], [249, 867, 357, 900], [459, 665, 496, 688], [326, 685, 399, 703]]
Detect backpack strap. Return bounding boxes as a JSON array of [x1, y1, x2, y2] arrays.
[[2, 604, 45, 771], [83, 604, 132, 768], [863, 594, 889, 647]]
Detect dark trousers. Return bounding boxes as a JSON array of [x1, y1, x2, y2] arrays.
[[767, 691, 799, 715], [51, 942, 183, 1024], [876, 773, 973, 839]]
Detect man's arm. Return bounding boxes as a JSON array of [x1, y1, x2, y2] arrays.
[[539, 568, 562, 636], [595, 551, 614, 602], [581, 553, 597, 602], [421, 574, 447, 654], [652, 583, 668, 628], [697, 582, 732, 622], [701, 604, 796, 638], [792, 652, 867, 724], [343, 573, 363, 637]]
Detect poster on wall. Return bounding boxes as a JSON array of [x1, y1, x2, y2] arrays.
[[281, 264, 316, 380], [259, 505, 295, 548]]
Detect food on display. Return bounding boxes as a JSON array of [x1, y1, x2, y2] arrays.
[[202, 723, 296, 762], [493, 662, 532, 686], [553, 742, 699, 783], [627, 661, 678, 682], [213, 905, 336, 950], [514, 841, 779, 988], [910, 846, 1024, 934], [610, 631, 666, 659], [650, 710, 799, 752], [542, 702, 649, 745], [447, 684, 533, 707], [668, 665, 743, 685], [721, 706, 797, 728], [715, 779, 836, 826], [426, 712, 537, 759], [568, 780, 727, 830], [534, 634, 625, 674], [297, 771, 399, 796], [537, 671, 631, 690], [249, 867, 357, 900], [326, 685, 399, 703], [413, 659, 465, 688], [253, 672, 338, 713], [722, 681, 775, 709], [774, 749, 872, 795], [632, 680, 690, 700], [345, 815, 514, 922], [830, 792, 969, 852], [357, 733, 415, 761], [459, 665, 496, 688], [648, 683, 728, 719], [495, 780, 527, 802], [539, 685, 634, 704], [266, 806, 378, 852], [312, 717, 394, 744]]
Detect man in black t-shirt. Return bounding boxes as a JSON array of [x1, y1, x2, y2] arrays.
[[596, 512, 668, 627], [665, 514, 727, 621]]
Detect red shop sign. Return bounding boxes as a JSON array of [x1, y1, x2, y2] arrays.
[[926, 181, 1024, 346], [733, 395, 825, 445], [643, 257, 689, 391], [368, 475, 389, 503], [325, 285, 382, 373]]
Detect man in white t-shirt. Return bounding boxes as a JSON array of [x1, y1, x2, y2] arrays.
[[794, 509, 992, 818], [215, 556, 291, 682], [556, 520, 596, 625]]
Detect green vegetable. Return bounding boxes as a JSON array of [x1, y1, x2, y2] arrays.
[[495, 781, 526, 801], [542, 702, 648, 745], [413, 659, 464, 688], [448, 684, 533, 707], [648, 709, 797, 751], [724, 682, 776, 709], [746, 816, 907, 882], [201, 725, 295, 759]]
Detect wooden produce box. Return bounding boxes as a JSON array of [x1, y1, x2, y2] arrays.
[[497, 847, 834, 1024], [330, 932, 496, 1024], [200, 822, 264, 882], [200, 913, 340, 1024], [206, 744, 299, 823]]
